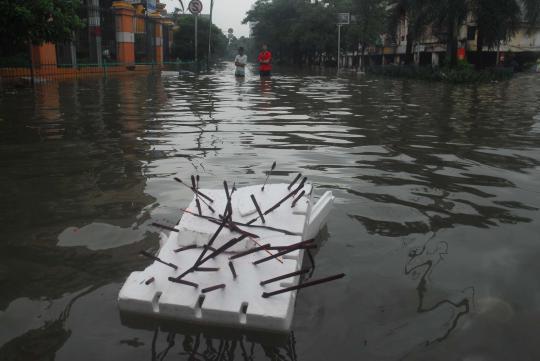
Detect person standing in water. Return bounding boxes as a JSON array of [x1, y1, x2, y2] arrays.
[[257, 44, 272, 78], [234, 47, 247, 77]]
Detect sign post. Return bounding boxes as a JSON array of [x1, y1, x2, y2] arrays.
[[208, 0, 215, 69], [337, 24, 342, 72], [337, 13, 350, 73], [188, 0, 203, 66], [195, 14, 198, 64]]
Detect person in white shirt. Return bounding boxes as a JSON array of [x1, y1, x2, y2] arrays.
[[234, 47, 247, 77]]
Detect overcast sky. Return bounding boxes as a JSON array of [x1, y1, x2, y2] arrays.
[[161, 0, 256, 37]]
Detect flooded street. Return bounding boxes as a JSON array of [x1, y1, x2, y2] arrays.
[[1, 63, 540, 360]]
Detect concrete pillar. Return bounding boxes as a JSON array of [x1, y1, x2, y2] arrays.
[[70, 41, 78, 68], [112, 2, 135, 65], [31, 43, 57, 68], [36, 82, 60, 124], [431, 52, 439, 67], [88, 0, 103, 65], [163, 21, 174, 62], [150, 13, 163, 64]]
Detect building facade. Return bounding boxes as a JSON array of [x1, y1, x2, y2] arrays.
[[364, 13, 540, 68], [30, 1, 175, 71]]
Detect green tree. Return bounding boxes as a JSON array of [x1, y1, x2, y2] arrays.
[[227, 36, 255, 60], [172, 15, 228, 61], [523, 0, 540, 26], [0, 0, 82, 48], [290, 1, 337, 65], [429, 0, 468, 67], [473, 0, 540, 68], [346, 0, 386, 70], [244, 0, 338, 65]]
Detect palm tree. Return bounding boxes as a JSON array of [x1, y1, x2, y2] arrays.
[[429, 0, 469, 67], [473, 0, 540, 68], [347, 0, 386, 70], [522, 0, 540, 25]]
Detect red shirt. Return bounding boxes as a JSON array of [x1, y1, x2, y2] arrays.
[[258, 51, 272, 71]]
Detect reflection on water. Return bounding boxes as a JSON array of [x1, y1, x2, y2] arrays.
[[121, 316, 299, 361], [1, 64, 540, 360], [405, 234, 472, 344], [152, 331, 298, 361], [0, 286, 95, 361]]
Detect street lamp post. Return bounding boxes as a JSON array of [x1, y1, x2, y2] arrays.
[[336, 13, 349, 74], [187, 0, 203, 69], [194, 14, 198, 64], [337, 24, 342, 72]]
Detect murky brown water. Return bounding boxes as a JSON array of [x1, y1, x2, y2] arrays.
[[1, 64, 540, 361]]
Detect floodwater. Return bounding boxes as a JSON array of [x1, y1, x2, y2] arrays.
[[1, 63, 540, 361]]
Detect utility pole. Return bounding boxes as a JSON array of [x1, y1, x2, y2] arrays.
[[88, 0, 102, 66], [194, 14, 198, 65], [496, 39, 501, 66], [188, 0, 203, 70], [208, 0, 214, 69], [336, 13, 349, 73], [337, 24, 342, 72]]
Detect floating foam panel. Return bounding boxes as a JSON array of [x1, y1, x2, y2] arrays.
[[118, 183, 334, 332]]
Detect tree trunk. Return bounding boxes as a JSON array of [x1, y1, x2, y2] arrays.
[[447, 20, 458, 67], [361, 45, 366, 72], [28, 42, 35, 85], [476, 27, 484, 70], [405, 28, 414, 65]]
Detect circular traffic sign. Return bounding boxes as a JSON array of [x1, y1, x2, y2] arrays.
[[188, 0, 203, 15]]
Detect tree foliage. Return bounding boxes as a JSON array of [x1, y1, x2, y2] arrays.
[[0, 0, 82, 48], [343, 0, 387, 67], [244, 0, 385, 65], [172, 15, 228, 61], [244, 0, 540, 68], [226, 36, 255, 60], [473, 0, 521, 59], [474, 0, 540, 51], [244, 0, 332, 64]]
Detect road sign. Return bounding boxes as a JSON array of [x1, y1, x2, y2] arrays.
[[188, 0, 203, 15], [147, 0, 156, 11], [336, 13, 350, 73], [337, 13, 350, 25]]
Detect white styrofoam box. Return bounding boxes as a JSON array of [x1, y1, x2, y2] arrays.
[[304, 191, 335, 240], [118, 182, 333, 332], [177, 183, 312, 252], [118, 243, 303, 331]]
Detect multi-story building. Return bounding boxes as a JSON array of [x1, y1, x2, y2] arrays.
[[363, 9, 540, 68]]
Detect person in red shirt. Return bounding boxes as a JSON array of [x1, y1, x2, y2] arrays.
[[257, 44, 272, 77]]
